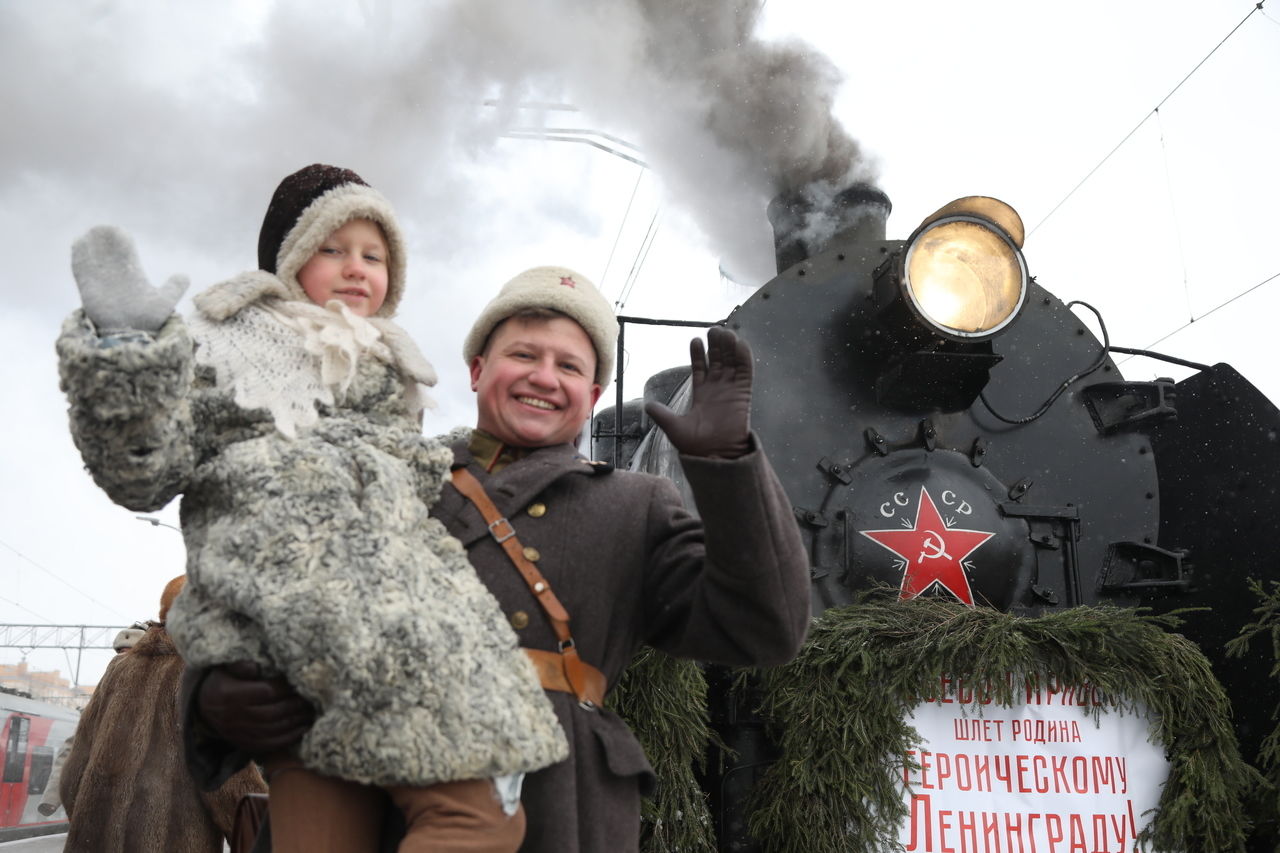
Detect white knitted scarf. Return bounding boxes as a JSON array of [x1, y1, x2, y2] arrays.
[[190, 298, 433, 438]]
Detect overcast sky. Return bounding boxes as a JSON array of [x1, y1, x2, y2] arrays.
[[2, 0, 1277, 687]]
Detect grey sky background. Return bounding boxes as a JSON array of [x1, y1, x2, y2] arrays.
[[2, 0, 1277, 687]]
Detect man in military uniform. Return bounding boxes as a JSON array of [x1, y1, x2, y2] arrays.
[[191, 266, 811, 852]]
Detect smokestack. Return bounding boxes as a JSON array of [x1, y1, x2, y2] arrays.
[[767, 184, 891, 273]]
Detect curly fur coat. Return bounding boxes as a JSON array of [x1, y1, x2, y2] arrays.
[[56, 280, 567, 787], [61, 625, 265, 852]]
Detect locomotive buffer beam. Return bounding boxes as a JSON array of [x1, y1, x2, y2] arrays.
[[1082, 379, 1177, 435]]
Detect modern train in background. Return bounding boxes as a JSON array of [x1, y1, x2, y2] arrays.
[[593, 186, 1280, 850], [0, 689, 77, 842]]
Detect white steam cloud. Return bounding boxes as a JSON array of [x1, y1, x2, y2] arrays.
[[4, 0, 872, 292]]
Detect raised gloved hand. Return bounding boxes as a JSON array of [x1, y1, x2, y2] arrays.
[[197, 661, 315, 756], [645, 326, 753, 459], [71, 225, 188, 333]]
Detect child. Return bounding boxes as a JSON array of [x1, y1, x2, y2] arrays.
[[56, 164, 568, 853]]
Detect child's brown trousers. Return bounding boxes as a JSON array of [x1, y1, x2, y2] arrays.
[[265, 756, 525, 853]]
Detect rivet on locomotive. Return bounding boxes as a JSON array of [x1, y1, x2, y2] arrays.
[[594, 186, 1280, 849]]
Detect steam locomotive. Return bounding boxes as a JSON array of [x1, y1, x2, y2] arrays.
[[593, 187, 1280, 849]]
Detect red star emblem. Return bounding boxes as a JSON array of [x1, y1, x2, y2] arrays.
[[860, 486, 995, 606], [560, 276, 576, 288]]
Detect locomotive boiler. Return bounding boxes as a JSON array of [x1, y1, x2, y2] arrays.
[[593, 186, 1280, 850]]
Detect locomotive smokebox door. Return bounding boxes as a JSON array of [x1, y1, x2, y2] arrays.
[[841, 450, 1035, 611]]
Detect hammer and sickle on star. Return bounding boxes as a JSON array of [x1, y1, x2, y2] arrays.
[[918, 530, 951, 563]]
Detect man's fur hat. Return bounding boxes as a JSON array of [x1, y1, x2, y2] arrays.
[[463, 266, 619, 387]]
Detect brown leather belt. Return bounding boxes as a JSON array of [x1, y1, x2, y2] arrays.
[[524, 648, 607, 707], [452, 467, 606, 708]]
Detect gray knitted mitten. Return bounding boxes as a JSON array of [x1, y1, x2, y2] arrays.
[[71, 226, 189, 333]]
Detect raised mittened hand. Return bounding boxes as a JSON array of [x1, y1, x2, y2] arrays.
[[71, 225, 188, 333], [644, 326, 753, 459]]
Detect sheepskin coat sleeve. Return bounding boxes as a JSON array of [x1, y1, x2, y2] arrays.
[[60, 627, 266, 853], [56, 290, 567, 789], [430, 436, 810, 853], [56, 310, 196, 512]]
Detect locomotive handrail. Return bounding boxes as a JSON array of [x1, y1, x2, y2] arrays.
[[609, 314, 729, 469]]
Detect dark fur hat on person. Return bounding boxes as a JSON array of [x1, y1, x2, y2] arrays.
[[256, 164, 408, 318]]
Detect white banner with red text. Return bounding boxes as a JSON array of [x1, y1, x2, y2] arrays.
[[897, 675, 1170, 853]]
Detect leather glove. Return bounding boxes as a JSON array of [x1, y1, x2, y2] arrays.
[[645, 326, 753, 459], [71, 225, 189, 333], [197, 661, 315, 756]]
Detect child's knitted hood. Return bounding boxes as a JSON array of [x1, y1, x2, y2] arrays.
[[256, 163, 408, 319]]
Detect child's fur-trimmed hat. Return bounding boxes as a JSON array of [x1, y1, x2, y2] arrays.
[[464, 266, 620, 388], [257, 164, 407, 318]]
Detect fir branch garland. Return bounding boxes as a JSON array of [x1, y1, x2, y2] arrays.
[[610, 646, 718, 853], [749, 596, 1262, 853], [1226, 578, 1280, 833]]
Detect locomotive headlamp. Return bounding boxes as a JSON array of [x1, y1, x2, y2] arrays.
[[897, 197, 1028, 341], [871, 197, 1028, 411]]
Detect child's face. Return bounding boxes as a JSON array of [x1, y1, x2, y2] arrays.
[[297, 218, 389, 316]]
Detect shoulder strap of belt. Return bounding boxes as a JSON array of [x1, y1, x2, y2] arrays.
[[451, 467, 604, 708]]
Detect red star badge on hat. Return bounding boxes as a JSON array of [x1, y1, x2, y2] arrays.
[[860, 486, 995, 606], [560, 276, 576, 288]]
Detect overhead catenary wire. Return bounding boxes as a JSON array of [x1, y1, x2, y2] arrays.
[[495, 114, 657, 307], [1122, 269, 1280, 357], [1027, 1, 1277, 361], [0, 594, 54, 624], [615, 208, 661, 311], [0, 537, 132, 622], [1028, 1, 1266, 238], [604, 168, 649, 306]]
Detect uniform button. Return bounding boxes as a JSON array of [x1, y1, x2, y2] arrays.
[[510, 611, 530, 630], [523, 546, 541, 562], [527, 503, 547, 518]]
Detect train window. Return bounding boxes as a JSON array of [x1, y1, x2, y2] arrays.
[[27, 744, 53, 794], [3, 716, 29, 783]]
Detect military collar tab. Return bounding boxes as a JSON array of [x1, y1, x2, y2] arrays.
[[576, 457, 614, 474], [468, 429, 536, 473]]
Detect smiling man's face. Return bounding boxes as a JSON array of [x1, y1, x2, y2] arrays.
[[470, 315, 602, 448]]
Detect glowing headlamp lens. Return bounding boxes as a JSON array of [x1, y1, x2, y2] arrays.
[[903, 216, 1027, 339]]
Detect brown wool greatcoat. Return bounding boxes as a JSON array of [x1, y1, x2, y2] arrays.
[[63, 625, 266, 853], [433, 435, 810, 853]]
